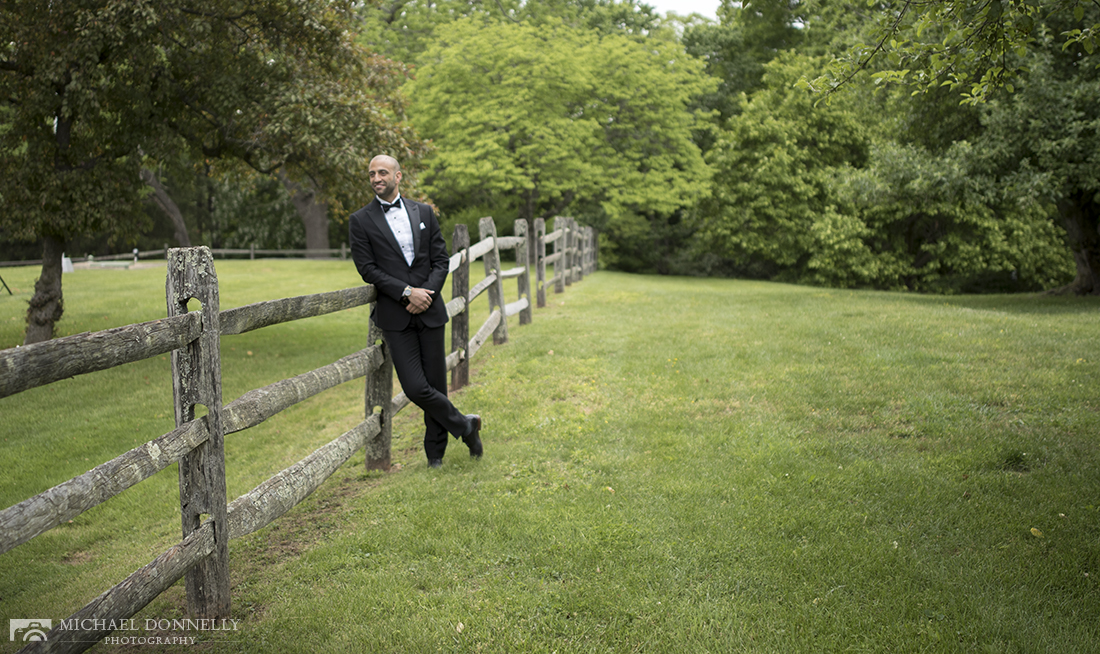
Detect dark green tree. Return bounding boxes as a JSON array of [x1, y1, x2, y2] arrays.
[[805, 0, 1098, 102], [1, 0, 422, 343], [816, 141, 1074, 291], [804, 0, 1100, 293], [969, 31, 1100, 293], [683, 0, 806, 127]]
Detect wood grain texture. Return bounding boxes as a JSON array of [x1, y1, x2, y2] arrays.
[[220, 285, 376, 336], [0, 313, 201, 399], [227, 416, 380, 539], [222, 346, 381, 435], [0, 418, 210, 555]]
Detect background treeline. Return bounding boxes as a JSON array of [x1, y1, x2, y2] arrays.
[[5, 0, 1097, 297]]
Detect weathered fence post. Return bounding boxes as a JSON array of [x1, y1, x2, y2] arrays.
[[553, 217, 566, 295], [582, 228, 590, 275], [587, 227, 593, 275], [574, 220, 585, 281], [575, 225, 584, 282], [451, 224, 470, 391], [479, 217, 509, 345], [592, 229, 599, 273], [514, 219, 533, 326], [578, 226, 588, 280], [564, 218, 574, 287], [166, 246, 230, 620], [534, 218, 547, 308], [364, 319, 393, 471]]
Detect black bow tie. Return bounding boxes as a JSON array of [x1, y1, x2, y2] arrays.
[[380, 198, 402, 212]]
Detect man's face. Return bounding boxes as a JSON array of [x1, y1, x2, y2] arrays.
[[369, 158, 402, 201]]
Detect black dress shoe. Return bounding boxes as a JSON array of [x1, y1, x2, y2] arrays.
[[462, 414, 483, 458], [428, 458, 442, 469]]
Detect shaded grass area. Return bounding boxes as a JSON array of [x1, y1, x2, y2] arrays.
[[1, 263, 1099, 652]]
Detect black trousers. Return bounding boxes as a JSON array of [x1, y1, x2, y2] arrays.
[[384, 316, 469, 460]]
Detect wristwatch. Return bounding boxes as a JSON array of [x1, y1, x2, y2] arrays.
[[401, 285, 412, 305]]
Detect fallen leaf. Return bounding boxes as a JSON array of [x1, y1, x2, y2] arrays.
[[1030, 527, 1043, 538]]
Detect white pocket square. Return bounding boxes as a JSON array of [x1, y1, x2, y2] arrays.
[[419, 222, 426, 230]]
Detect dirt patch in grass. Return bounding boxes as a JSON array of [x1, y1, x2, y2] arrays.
[[62, 550, 96, 565], [233, 470, 390, 574]]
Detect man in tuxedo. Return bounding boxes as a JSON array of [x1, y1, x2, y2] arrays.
[[349, 154, 482, 468]]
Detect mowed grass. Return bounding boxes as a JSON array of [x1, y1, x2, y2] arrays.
[[1, 260, 1099, 653]]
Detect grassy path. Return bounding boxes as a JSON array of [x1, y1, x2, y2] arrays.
[[2, 263, 1098, 652]]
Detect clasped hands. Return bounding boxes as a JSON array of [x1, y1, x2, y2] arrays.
[[405, 287, 435, 314]]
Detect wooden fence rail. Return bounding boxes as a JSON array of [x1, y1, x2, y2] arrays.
[[0, 216, 595, 654]]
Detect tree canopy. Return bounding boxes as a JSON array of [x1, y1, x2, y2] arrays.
[[358, 0, 669, 64], [805, 0, 1100, 102], [404, 18, 714, 268], [4, 0, 1095, 318], [1, 0, 422, 342]]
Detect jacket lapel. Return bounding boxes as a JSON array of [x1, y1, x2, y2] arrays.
[[368, 201, 407, 264]]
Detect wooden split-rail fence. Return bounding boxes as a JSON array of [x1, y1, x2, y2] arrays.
[[0, 216, 597, 654]]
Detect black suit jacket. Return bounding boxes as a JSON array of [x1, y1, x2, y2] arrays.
[[349, 197, 450, 331]]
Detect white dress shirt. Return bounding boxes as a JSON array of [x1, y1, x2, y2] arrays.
[[382, 196, 415, 266]]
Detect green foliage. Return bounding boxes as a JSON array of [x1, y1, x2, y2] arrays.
[[358, 0, 669, 65], [972, 37, 1100, 207], [695, 47, 1075, 292], [208, 175, 306, 251], [817, 142, 1075, 291], [684, 0, 804, 124], [0, 0, 421, 247], [406, 19, 714, 241], [697, 54, 870, 275], [806, 0, 1100, 103]]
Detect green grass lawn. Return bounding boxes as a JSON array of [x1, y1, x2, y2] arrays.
[[1, 261, 1098, 653]]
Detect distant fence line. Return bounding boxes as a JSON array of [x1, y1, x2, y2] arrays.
[[1, 245, 346, 268], [0, 216, 596, 654], [0, 220, 596, 268]]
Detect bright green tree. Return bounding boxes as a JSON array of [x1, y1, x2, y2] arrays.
[[0, 0, 421, 343], [405, 19, 714, 269], [358, 0, 668, 64]]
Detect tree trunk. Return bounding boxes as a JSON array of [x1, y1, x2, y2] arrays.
[[24, 234, 65, 345], [140, 169, 192, 246], [1054, 195, 1100, 296], [278, 171, 329, 258]]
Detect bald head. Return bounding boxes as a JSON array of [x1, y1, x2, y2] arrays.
[[369, 155, 402, 202], [370, 154, 401, 172]]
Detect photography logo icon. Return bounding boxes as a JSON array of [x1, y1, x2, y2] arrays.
[[10, 620, 51, 642]]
